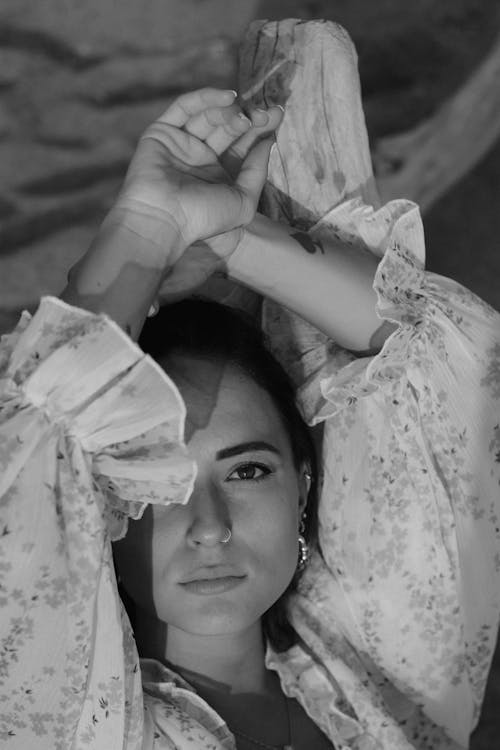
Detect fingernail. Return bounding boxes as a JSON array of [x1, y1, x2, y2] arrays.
[[226, 89, 238, 98], [276, 104, 285, 112], [252, 108, 270, 125], [237, 112, 252, 126]]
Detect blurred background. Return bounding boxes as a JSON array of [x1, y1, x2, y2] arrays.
[[0, 0, 499, 745]]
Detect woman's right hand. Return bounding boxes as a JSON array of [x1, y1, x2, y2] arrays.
[[110, 88, 282, 266], [62, 88, 283, 338], [147, 96, 283, 304]]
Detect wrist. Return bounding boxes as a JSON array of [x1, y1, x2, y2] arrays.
[[62, 211, 187, 340], [226, 215, 288, 292], [102, 200, 188, 266]]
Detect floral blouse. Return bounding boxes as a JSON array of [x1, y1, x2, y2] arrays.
[[0, 198, 499, 750]]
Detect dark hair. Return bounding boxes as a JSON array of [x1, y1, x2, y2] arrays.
[[137, 298, 319, 653]]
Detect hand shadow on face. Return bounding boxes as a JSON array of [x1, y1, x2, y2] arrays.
[[114, 355, 227, 662], [160, 352, 228, 441], [114, 504, 168, 661]]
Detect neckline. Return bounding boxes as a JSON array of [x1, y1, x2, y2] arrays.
[[141, 658, 337, 749], [170, 664, 293, 748], [228, 692, 293, 749]]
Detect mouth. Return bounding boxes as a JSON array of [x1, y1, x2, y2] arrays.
[[178, 575, 247, 596], [179, 565, 246, 584]]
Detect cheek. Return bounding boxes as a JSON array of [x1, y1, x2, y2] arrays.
[[246, 486, 300, 586]]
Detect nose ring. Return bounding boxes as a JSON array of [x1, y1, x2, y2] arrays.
[[221, 528, 232, 544]]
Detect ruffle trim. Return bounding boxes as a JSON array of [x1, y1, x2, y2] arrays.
[[0, 296, 196, 541], [306, 200, 427, 423]]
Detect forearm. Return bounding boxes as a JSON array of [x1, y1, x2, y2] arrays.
[[62, 212, 186, 340], [227, 214, 395, 353]]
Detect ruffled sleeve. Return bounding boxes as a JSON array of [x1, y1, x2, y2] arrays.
[[0, 297, 195, 749], [265, 199, 500, 747], [262, 198, 424, 419]]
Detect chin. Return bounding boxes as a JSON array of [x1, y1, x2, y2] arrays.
[[167, 595, 268, 637], [194, 598, 259, 631]]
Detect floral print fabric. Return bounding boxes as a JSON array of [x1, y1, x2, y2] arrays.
[[264, 198, 500, 749], [0, 198, 499, 750], [0, 298, 196, 749]]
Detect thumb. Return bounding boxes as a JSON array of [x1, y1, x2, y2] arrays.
[[234, 137, 273, 214]]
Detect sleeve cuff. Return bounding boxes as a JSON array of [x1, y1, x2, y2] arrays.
[[298, 200, 427, 422], [308, 198, 499, 424], [0, 296, 196, 539]]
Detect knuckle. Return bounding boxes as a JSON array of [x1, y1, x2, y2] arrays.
[[141, 122, 179, 148], [142, 121, 170, 138], [198, 86, 217, 102]]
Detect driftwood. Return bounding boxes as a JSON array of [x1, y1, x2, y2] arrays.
[[239, 18, 380, 226], [201, 19, 378, 320], [373, 32, 500, 211]]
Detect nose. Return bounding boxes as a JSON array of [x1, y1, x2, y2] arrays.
[[186, 481, 232, 548]]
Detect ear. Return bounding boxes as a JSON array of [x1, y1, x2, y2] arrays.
[[297, 463, 312, 516]]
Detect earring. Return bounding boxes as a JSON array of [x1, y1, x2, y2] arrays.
[[147, 299, 159, 317], [297, 512, 309, 573], [303, 469, 312, 497]]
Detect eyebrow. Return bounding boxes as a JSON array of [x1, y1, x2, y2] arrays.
[[215, 441, 282, 461]]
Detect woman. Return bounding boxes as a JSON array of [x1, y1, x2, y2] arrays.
[[1, 87, 499, 750], [118, 297, 328, 749]]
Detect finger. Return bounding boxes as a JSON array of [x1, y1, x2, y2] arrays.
[[235, 137, 274, 221], [248, 107, 271, 128], [137, 120, 219, 168], [158, 88, 237, 128], [221, 105, 284, 178], [185, 103, 276, 157], [204, 111, 253, 155], [184, 104, 237, 140], [185, 104, 251, 149]]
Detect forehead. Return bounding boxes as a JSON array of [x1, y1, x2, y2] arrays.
[[164, 354, 291, 451]]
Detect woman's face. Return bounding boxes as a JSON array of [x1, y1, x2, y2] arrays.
[[114, 354, 307, 637]]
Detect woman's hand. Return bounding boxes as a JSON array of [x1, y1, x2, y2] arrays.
[[111, 88, 282, 266], [62, 87, 283, 337], [150, 98, 284, 304]]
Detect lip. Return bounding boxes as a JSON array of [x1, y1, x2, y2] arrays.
[[179, 565, 245, 584], [179, 576, 246, 595]]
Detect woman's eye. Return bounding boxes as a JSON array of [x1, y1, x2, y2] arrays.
[[227, 463, 271, 482]]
